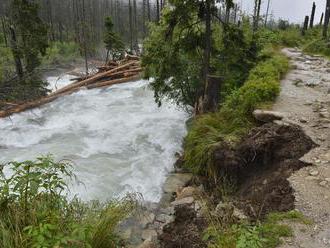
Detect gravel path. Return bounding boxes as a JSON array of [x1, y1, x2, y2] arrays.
[[273, 48, 330, 248]]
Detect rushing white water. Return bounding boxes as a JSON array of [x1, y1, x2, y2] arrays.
[[0, 75, 188, 202]]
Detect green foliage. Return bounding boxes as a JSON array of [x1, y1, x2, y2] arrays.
[[104, 17, 125, 60], [43, 41, 80, 65], [10, 0, 48, 72], [0, 155, 135, 248], [183, 48, 289, 177], [204, 210, 309, 248]]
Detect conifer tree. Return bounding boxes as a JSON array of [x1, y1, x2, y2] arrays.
[[104, 16, 124, 62]]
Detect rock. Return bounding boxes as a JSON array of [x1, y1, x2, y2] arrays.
[[320, 111, 330, 118], [325, 178, 330, 183], [233, 207, 248, 220], [176, 186, 199, 200], [141, 229, 158, 242], [171, 196, 194, 206], [163, 173, 193, 194], [155, 214, 174, 224], [305, 176, 319, 180], [159, 207, 175, 216], [319, 181, 328, 187], [214, 202, 234, 219], [139, 212, 156, 228], [138, 240, 157, 248], [300, 117, 308, 123], [309, 170, 319, 176], [253, 110, 285, 123]]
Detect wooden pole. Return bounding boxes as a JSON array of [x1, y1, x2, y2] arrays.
[[310, 2, 316, 28]]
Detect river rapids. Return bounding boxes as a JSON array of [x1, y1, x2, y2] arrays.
[[0, 76, 188, 202]]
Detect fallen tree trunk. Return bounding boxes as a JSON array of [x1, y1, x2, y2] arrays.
[[0, 58, 142, 118], [48, 61, 139, 98], [87, 75, 141, 89]]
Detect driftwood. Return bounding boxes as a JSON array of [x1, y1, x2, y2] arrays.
[[0, 56, 142, 119]]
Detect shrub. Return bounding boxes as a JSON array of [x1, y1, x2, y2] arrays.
[[43, 41, 80, 65], [183, 49, 289, 177], [0, 155, 135, 248]]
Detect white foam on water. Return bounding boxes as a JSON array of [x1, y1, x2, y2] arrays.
[[0, 76, 188, 202]]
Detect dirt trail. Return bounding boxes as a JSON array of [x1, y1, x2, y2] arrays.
[[273, 48, 330, 248]]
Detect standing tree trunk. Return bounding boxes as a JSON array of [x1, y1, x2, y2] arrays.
[[156, 0, 160, 22], [302, 15, 309, 36], [142, 0, 146, 37], [129, 0, 133, 52], [147, 0, 151, 22], [310, 2, 316, 28], [265, 0, 271, 27], [253, 0, 262, 32], [320, 12, 324, 25], [1, 17, 8, 47], [9, 26, 24, 79], [323, 0, 330, 38], [197, 0, 220, 114]]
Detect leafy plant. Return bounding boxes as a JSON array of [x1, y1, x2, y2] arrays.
[[0, 155, 136, 248]]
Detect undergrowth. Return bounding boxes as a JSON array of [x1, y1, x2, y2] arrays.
[[0, 155, 136, 248], [204, 210, 311, 248], [183, 47, 289, 177]]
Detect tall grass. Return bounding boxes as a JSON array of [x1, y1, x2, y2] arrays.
[[183, 48, 289, 178], [0, 155, 136, 248]]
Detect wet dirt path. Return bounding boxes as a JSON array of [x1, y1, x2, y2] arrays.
[[273, 48, 330, 248]]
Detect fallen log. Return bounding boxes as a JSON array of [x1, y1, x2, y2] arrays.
[[87, 74, 141, 89], [0, 59, 142, 118], [48, 61, 138, 98]]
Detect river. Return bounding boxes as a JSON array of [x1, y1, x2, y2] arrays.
[[0, 75, 188, 202]]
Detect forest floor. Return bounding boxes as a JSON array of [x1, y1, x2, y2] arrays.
[[274, 48, 330, 248]]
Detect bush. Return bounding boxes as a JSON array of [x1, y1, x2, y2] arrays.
[[43, 41, 80, 65], [0, 155, 136, 248], [183, 48, 289, 177]]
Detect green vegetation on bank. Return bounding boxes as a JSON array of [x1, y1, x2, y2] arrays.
[[183, 47, 289, 177], [205, 210, 311, 248], [0, 156, 135, 248]]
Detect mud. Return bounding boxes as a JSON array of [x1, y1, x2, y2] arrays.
[[212, 123, 316, 219], [158, 205, 207, 248]]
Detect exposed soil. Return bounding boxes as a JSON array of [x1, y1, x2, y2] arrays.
[[235, 123, 316, 219], [158, 205, 207, 248], [210, 122, 316, 219]]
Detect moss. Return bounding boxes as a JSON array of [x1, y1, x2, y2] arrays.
[[183, 48, 289, 177]]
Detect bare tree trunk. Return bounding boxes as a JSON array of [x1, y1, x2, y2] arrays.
[[147, 0, 151, 22], [142, 0, 146, 37], [320, 12, 324, 25], [323, 0, 330, 38], [302, 15, 309, 36], [264, 0, 271, 27], [9, 26, 24, 79], [253, 0, 262, 32], [129, 0, 133, 51], [156, 0, 160, 22], [310, 2, 316, 28]]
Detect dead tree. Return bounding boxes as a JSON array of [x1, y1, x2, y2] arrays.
[[302, 15, 309, 36], [323, 0, 330, 38], [265, 0, 271, 27], [309, 2, 316, 28], [320, 12, 324, 25]]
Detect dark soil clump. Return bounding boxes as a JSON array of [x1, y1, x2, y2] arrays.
[[158, 205, 207, 248], [213, 123, 316, 219]]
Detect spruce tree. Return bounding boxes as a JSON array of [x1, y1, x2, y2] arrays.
[[104, 16, 124, 62]]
